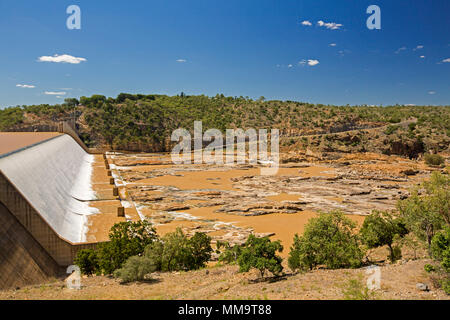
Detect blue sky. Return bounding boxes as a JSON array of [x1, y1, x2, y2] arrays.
[[0, 0, 449, 107]]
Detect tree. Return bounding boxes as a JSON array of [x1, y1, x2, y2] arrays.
[[143, 228, 212, 272], [74, 249, 99, 276], [237, 235, 283, 278], [398, 172, 449, 253], [97, 220, 158, 274], [359, 211, 408, 262], [288, 211, 364, 272], [187, 232, 213, 269]]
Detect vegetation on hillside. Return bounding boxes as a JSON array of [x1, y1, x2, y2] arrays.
[[1, 93, 449, 154]]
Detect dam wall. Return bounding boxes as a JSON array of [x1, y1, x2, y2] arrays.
[[0, 134, 103, 289]]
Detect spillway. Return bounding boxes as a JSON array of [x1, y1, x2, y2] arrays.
[[0, 134, 99, 243]]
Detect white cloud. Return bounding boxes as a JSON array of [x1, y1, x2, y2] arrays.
[[176, 59, 187, 63], [428, 91, 436, 95], [395, 47, 407, 54], [301, 20, 312, 26], [420, 55, 425, 59], [329, 43, 337, 47], [287, 64, 293, 68], [317, 20, 342, 30], [38, 54, 87, 64], [442, 58, 450, 63], [299, 59, 319, 67], [413, 45, 424, 51], [44, 91, 66, 95], [16, 84, 35, 88]]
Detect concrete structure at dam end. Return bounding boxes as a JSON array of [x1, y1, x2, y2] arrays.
[[0, 129, 121, 289]]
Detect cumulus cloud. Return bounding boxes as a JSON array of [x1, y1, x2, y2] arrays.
[[176, 59, 187, 63], [299, 59, 319, 67], [307, 59, 319, 66], [317, 20, 343, 30], [329, 43, 337, 47], [287, 64, 293, 68], [428, 91, 436, 95], [413, 45, 424, 51], [301, 20, 312, 26], [38, 54, 87, 64], [44, 91, 66, 95], [16, 84, 35, 88], [420, 55, 425, 59], [442, 58, 450, 63]]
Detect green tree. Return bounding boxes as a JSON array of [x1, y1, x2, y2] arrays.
[[359, 211, 408, 262], [143, 228, 212, 272], [237, 235, 283, 278], [74, 249, 99, 276], [97, 220, 158, 274], [288, 211, 364, 272], [217, 241, 242, 265], [398, 172, 450, 253]]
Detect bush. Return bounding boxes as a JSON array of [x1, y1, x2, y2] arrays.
[[74, 249, 99, 276], [113, 256, 157, 283], [237, 235, 283, 278], [288, 211, 364, 272], [424, 264, 436, 273], [359, 211, 408, 262], [97, 220, 158, 274], [144, 228, 212, 272], [431, 226, 450, 273], [424, 154, 445, 166], [341, 275, 379, 300]]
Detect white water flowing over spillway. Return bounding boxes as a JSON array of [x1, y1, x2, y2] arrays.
[[0, 135, 99, 243]]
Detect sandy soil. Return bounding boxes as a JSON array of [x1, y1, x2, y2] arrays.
[[1, 259, 448, 300]]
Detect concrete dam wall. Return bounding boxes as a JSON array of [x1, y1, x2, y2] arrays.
[[0, 133, 101, 289]]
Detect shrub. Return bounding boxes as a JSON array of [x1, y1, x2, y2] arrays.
[[237, 235, 283, 278], [113, 256, 157, 283], [359, 211, 408, 262], [424, 154, 445, 166], [288, 211, 364, 272], [341, 275, 379, 300], [424, 264, 436, 273], [97, 220, 158, 274], [74, 249, 99, 276], [431, 226, 450, 273]]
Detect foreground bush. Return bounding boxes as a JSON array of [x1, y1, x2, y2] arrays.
[[97, 220, 158, 274], [288, 211, 364, 272], [237, 235, 283, 278], [74, 249, 99, 276], [113, 256, 157, 283], [427, 227, 450, 294], [424, 154, 445, 166], [359, 211, 408, 262]]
